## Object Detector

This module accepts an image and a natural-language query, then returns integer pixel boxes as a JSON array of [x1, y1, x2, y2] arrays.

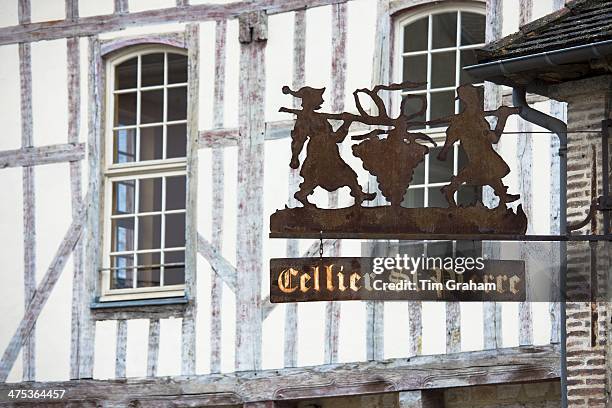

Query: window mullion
[[160, 176, 167, 287], [133, 179, 140, 289], [426, 14, 433, 129]]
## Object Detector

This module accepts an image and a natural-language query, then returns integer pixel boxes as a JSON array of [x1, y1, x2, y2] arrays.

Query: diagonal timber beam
[[0, 0, 349, 46], [197, 232, 336, 321], [197, 234, 237, 292], [0, 194, 89, 382], [0, 143, 85, 169]]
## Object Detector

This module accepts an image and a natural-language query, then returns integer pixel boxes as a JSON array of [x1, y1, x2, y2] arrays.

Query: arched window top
[[394, 3, 486, 129]]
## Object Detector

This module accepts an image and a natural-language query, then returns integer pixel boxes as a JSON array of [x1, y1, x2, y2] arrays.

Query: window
[[102, 47, 188, 301], [397, 6, 485, 128], [395, 5, 486, 258]]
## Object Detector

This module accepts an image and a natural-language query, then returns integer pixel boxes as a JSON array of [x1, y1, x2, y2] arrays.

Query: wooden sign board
[[270, 257, 525, 302]]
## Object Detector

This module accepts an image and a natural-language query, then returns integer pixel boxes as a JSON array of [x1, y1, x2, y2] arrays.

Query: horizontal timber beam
[[0, 0, 349, 46], [0, 143, 85, 169], [199, 120, 370, 148], [0, 345, 560, 403]]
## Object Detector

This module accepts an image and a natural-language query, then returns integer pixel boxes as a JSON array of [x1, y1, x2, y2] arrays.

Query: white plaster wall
[[0, 0, 564, 381]]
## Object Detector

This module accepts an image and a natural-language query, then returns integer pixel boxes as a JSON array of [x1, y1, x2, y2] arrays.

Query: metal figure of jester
[[431, 84, 520, 207], [279, 85, 376, 207]]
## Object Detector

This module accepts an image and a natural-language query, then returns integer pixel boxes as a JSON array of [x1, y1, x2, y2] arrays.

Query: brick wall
[[550, 75, 612, 407]]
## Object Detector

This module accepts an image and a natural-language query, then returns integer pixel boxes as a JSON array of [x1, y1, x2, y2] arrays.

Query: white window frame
[[393, 2, 486, 208], [101, 45, 188, 302]]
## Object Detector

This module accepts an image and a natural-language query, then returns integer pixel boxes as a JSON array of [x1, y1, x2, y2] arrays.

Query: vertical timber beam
[[18, 0, 35, 383], [182, 23, 200, 376], [517, 0, 534, 347], [65, 0, 78, 21], [210, 18, 227, 374], [284, 9, 306, 368], [115, 320, 127, 378], [114, 0, 128, 14], [398, 390, 445, 408], [367, 0, 391, 361], [236, 11, 267, 372], [549, 0, 567, 347], [146, 318, 160, 377], [79, 35, 103, 379], [324, 2, 347, 365], [67, 32, 84, 379], [482, 0, 504, 350]]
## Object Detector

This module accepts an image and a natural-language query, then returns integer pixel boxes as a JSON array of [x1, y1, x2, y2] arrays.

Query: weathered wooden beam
[[398, 390, 444, 408], [210, 18, 227, 375], [408, 301, 422, 356], [283, 8, 306, 369], [0, 345, 560, 403], [182, 23, 200, 376], [67, 35, 84, 381], [198, 234, 237, 292], [364, 0, 391, 363], [0, 0, 349, 46], [517, 0, 534, 347], [66, 0, 79, 21], [147, 319, 160, 377], [482, 0, 504, 350], [114, 0, 128, 14], [323, 1, 347, 365], [446, 302, 461, 353], [0, 143, 86, 169], [115, 320, 127, 378], [198, 120, 370, 148], [0, 197, 88, 382], [79, 36, 103, 380], [17, 3, 35, 379], [100, 32, 186, 56], [235, 10, 267, 372]]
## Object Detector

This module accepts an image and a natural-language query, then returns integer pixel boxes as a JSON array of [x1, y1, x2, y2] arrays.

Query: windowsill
[[91, 295, 189, 310]]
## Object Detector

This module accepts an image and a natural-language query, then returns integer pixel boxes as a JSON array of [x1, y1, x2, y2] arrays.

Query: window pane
[[429, 146, 454, 183], [427, 241, 452, 257], [412, 159, 425, 185], [141, 89, 164, 124], [111, 255, 133, 289], [166, 176, 186, 211], [402, 188, 424, 208], [431, 51, 456, 88], [430, 91, 455, 126], [428, 186, 447, 207], [432, 12, 457, 49], [113, 180, 135, 215], [456, 240, 482, 257], [398, 242, 424, 258], [141, 53, 164, 87], [461, 12, 485, 45], [458, 144, 468, 168], [167, 87, 187, 121], [140, 126, 163, 161], [113, 129, 136, 163], [166, 124, 187, 158], [139, 177, 162, 213], [457, 186, 479, 206], [460, 49, 478, 84], [168, 54, 188, 84], [165, 213, 185, 248], [164, 250, 185, 285], [115, 93, 137, 126], [112, 218, 134, 252], [401, 95, 427, 124], [138, 215, 161, 250], [403, 17, 428, 52], [136, 252, 160, 288], [402, 55, 427, 89], [115, 57, 137, 90]]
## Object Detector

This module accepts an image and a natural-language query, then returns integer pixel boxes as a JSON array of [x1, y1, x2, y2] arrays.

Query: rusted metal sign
[[270, 82, 527, 237], [270, 257, 525, 302]]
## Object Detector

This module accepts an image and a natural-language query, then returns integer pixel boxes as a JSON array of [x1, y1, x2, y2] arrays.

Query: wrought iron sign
[[270, 81, 527, 237]]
